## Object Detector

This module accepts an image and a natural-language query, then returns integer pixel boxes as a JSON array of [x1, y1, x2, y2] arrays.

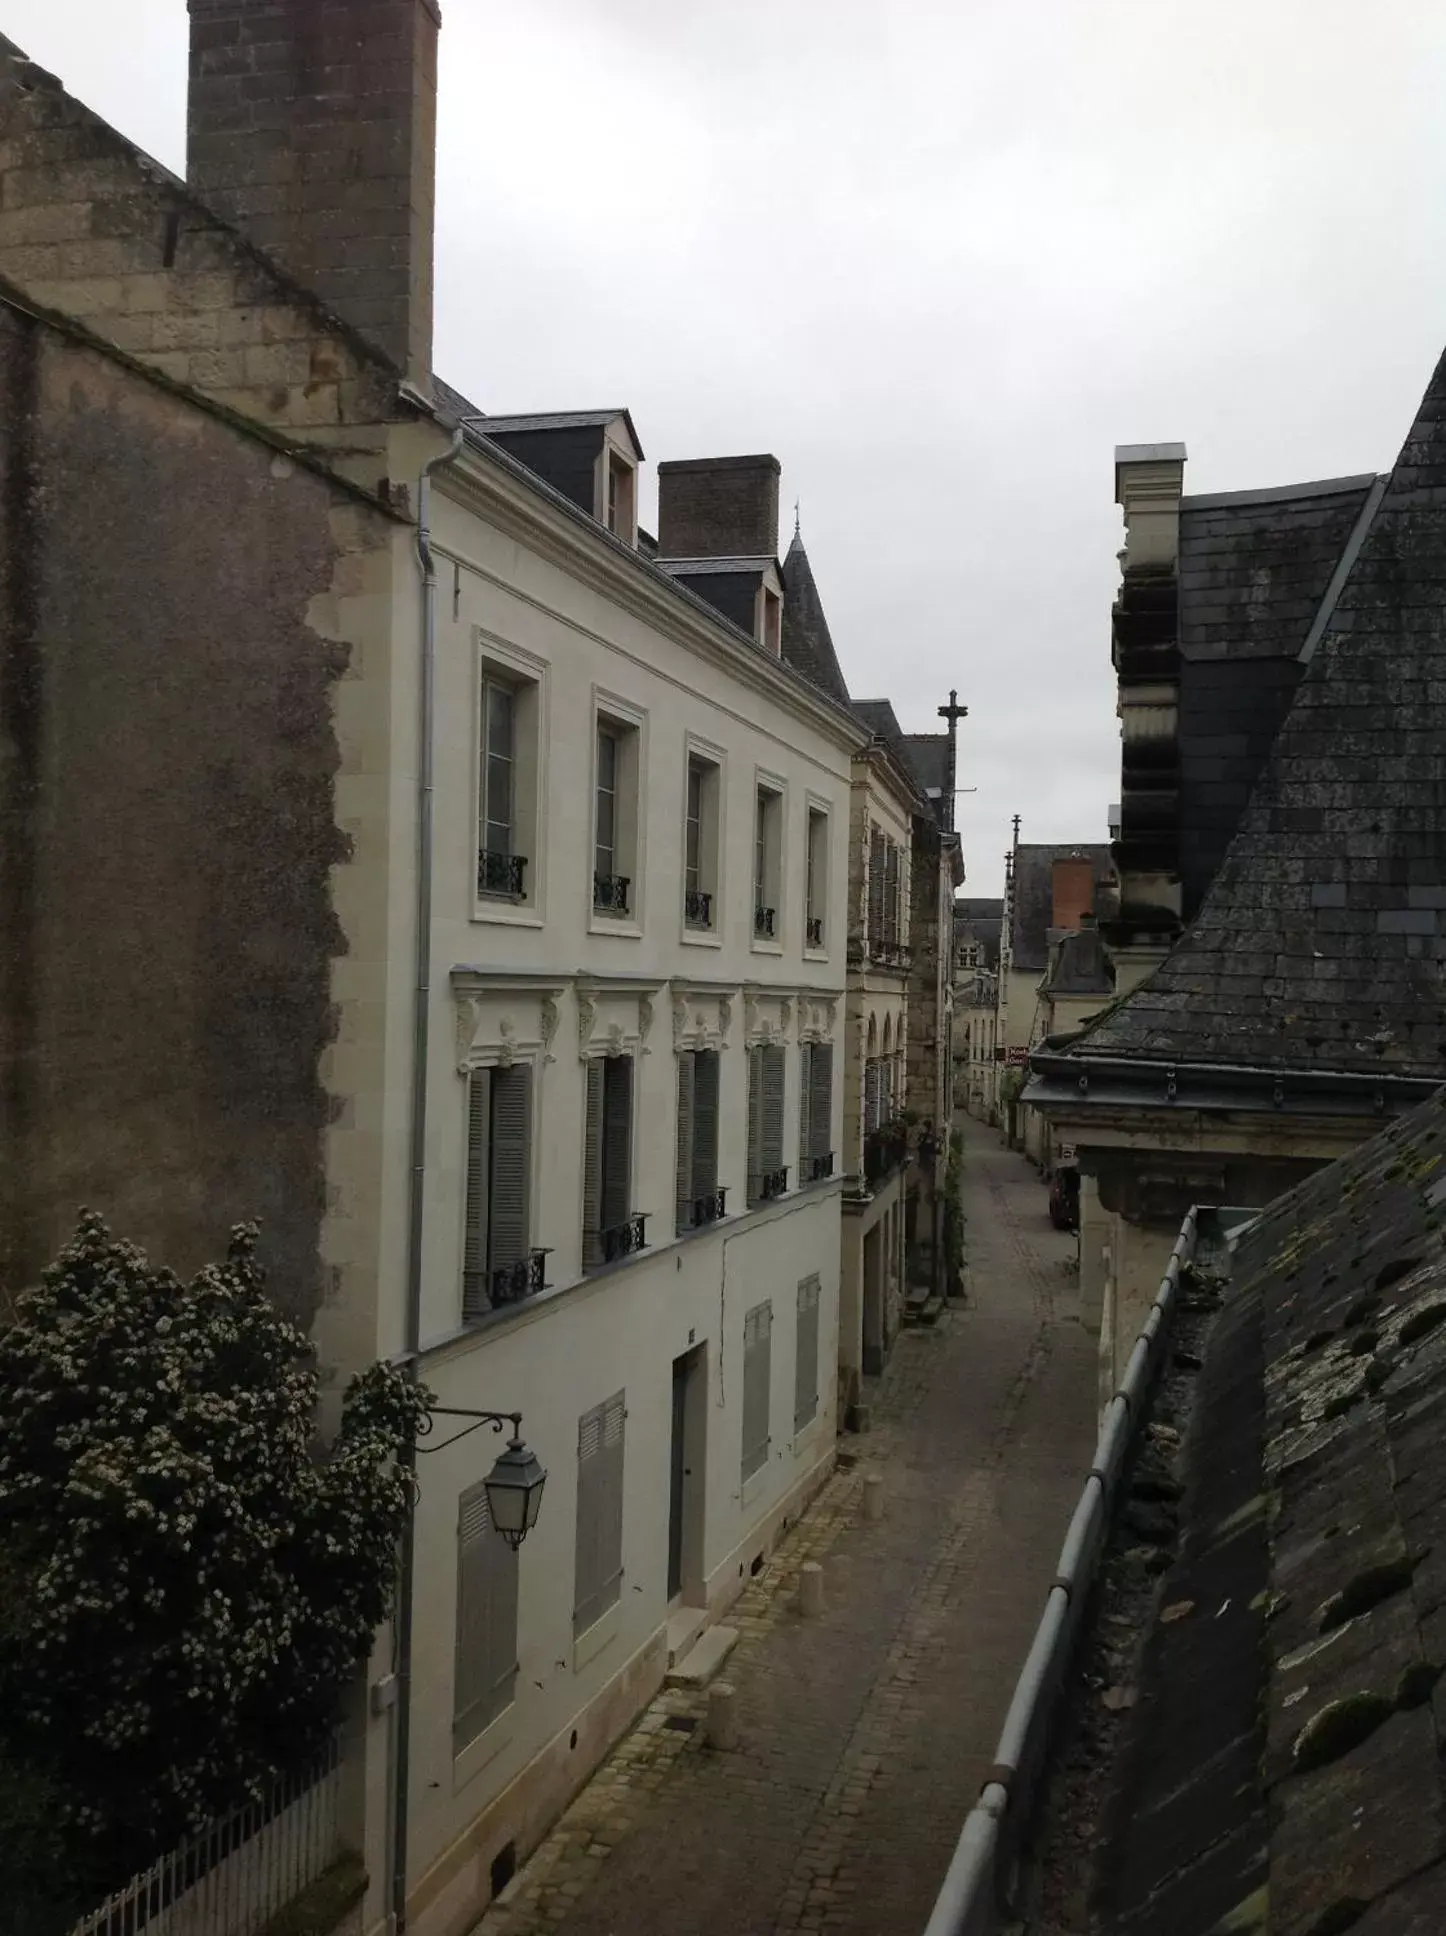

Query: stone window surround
[[680, 731, 727, 950], [470, 628, 549, 931], [589, 686, 649, 939]]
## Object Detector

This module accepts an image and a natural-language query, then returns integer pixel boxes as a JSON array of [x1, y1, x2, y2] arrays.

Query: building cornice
[[1025, 1045, 1442, 1123]]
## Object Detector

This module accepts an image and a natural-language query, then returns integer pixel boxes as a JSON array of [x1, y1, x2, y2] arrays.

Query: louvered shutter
[[462, 1070, 491, 1319], [797, 1044, 812, 1176], [488, 1065, 531, 1272], [582, 1059, 604, 1269], [746, 1046, 763, 1205], [574, 1390, 626, 1634], [601, 1056, 633, 1234], [453, 1483, 519, 1748], [794, 1275, 820, 1431], [741, 1301, 772, 1481], [762, 1045, 786, 1178], [675, 1052, 696, 1235], [810, 1044, 833, 1162], [868, 828, 884, 943], [692, 1051, 719, 1202]]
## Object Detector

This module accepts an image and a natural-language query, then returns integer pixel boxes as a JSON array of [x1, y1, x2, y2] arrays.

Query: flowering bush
[[0, 1213, 428, 1887]]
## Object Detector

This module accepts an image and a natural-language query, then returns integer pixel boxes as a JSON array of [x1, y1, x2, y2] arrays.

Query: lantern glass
[[484, 1436, 547, 1550]]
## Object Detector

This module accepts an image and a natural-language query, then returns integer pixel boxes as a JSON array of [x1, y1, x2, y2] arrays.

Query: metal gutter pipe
[[390, 423, 465, 1936]]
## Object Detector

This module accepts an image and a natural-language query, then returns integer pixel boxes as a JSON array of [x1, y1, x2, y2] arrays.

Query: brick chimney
[[186, 0, 439, 388], [1051, 856, 1094, 935], [657, 455, 781, 559]]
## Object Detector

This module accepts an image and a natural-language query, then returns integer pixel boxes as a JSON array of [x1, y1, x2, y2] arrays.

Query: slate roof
[[1010, 843, 1116, 972], [1044, 925, 1114, 998], [1076, 346, 1446, 1079], [655, 555, 773, 577], [852, 699, 904, 740], [1103, 1084, 1446, 1934], [1179, 474, 1380, 663], [779, 531, 852, 707], [468, 406, 644, 455], [898, 732, 950, 807]]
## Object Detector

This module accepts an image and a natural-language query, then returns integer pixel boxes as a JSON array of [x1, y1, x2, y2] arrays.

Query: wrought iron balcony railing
[[463, 1246, 550, 1320], [685, 888, 713, 928], [478, 849, 527, 899], [756, 1165, 789, 1202], [594, 872, 631, 915], [591, 1212, 649, 1267], [754, 905, 776, 939], [806, 915, 824, 949], [806, 1150, 835, 1183], [690, 1186, 727, 1228]]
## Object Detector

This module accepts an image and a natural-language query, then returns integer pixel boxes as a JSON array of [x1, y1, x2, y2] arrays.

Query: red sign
[[1004, 1046, 1029, 1067]]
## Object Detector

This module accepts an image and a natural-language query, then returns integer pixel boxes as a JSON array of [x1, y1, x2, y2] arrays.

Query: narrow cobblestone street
[[477, 1118, 1096, 1936]]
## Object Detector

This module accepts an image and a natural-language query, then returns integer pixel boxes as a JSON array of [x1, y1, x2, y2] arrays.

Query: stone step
[[665, 1623, 738, 1688], [664, 1606, 708, 1668], [904, 1293, 946, 1327]]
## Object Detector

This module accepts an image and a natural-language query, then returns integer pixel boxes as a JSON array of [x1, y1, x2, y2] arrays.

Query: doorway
[[668, 1345, 706, 1603]]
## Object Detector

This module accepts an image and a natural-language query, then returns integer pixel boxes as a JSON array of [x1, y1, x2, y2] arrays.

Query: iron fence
[[70, 1733, 342, 1936]]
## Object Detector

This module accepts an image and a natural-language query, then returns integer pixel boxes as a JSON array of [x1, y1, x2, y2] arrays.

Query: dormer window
[[761, 587, 781, 655], [606, 452, 636, 544]]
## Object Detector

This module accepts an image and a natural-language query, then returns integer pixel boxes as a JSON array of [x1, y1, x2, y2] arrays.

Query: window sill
[[573, 1599, 621, 1672], [740, 1465, 769, 1511], [471, 901, 544, 930], [803, 947, 829, 964], [588, 911, 642, 941], [791, 1413, 822, 1456], [749, 938, 784, 958], [452, 1705, 516, 1792], [681, 927, 723, 949]]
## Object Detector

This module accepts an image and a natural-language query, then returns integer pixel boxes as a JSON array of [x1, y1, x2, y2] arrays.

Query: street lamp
[[417, 1406, 547, 1549]]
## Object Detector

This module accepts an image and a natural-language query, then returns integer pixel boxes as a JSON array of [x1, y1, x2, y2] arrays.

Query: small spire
[[793, 498, 801, 542]]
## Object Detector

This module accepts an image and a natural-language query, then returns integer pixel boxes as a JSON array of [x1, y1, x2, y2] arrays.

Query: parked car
[[1049, 1160, 1080, 1232]]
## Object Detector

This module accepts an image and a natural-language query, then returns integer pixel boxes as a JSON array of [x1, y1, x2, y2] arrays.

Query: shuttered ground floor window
[[574, 1389, 626, 1634], [463, 1063, 533, 1319], [795, 1274, 821, 1431], [741, 1299, 773, 1483], [675, 1048, 721, 1233], [454, 1483, 520, 1750]]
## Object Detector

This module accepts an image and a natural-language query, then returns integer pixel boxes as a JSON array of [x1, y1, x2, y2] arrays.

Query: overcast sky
[[10, 0, 1446, 893]]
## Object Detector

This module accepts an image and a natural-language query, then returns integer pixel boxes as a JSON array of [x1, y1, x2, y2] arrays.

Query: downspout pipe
[[391, 422, 465, 1936]]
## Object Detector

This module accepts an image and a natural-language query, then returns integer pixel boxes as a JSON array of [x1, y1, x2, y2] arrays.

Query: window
[[794, 1276, 821, 1433], [799, 1042, 834, 1183], [475, 667, 543, 906], [593, 714, 640, 919], [462, 1065, 538, 1319], [583, 1056, 643, 1268], [741, 1301, 773, 1482], [605, 453, 635, 542], [675, 1049, 722, 1233], [574, 1390, 626, 1636], [753, 785, 782, 942], [760, 586, 782, 656], [805, 807, 828, 950], [683, 752, 721, 932], [453, 1482, 519, 1749], [746, 1044, 787, 1205]]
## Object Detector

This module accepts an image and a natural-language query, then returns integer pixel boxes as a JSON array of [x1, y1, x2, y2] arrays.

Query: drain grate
[[664, 1714, 698, 1733]]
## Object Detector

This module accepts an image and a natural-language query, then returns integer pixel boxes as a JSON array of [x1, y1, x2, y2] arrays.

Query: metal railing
[[754, 905, 777, 939], [589, 1211, 648, 1267], [70, 1734, 342, 1936], [689, 1186, 727, 1228], [922, 1211, 1201, 1936], [753, 1164, 789, 1202], [806, 915, 824, 948], [684, 888, 712, 928], [477, 849, 527, 899], [593, 873, 631, 915], [806, 1150, 835, 1183]]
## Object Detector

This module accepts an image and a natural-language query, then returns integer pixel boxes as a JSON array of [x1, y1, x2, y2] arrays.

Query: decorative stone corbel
[[577, 994, 596, 1057], [455, 997, 482, 1075], [540, 995, 560, 1064]]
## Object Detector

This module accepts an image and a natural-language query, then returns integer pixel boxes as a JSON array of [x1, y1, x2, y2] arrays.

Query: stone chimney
[[1051, 855, 1094, 935], [186, 0, 440, 388], [657, 455, 780, 559]]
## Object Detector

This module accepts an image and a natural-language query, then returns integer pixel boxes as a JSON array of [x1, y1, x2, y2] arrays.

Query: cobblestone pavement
[[476, 1118, 1095, 1936]]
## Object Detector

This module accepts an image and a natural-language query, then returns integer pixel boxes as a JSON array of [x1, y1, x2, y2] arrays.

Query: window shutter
[[868, 829, 884, 940], [582, 1059, 604, 1269], [692, 1050, 719, 1202], [462, 1070, 491, 1320], [762, 1045, 786, 1176], [741, 1300, 772, 1481], [453, 1483, 519, 1748], [674, 1052, 696, 1235], [602, 1056, 633, 1234], [811, 1044, 833, 1162], [797, 1044, 811, 1175], [574, 1391, 626, 1634], [488, 1065, 532, 1272], [794, 1275, 821, 1432], [746, 1046, 763, 1204]]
